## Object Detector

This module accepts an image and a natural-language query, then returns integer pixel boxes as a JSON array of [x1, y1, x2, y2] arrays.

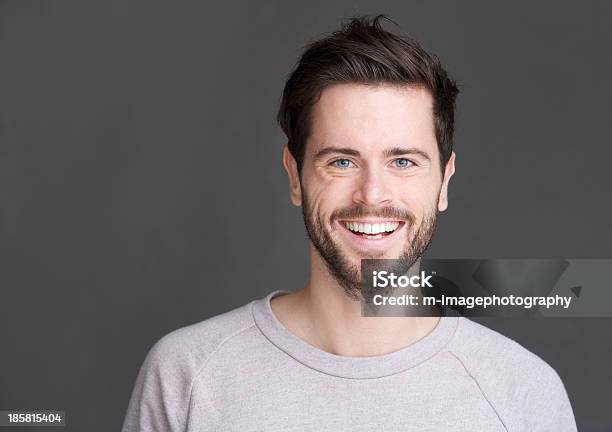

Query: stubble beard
[[301, 192, 439, 301]]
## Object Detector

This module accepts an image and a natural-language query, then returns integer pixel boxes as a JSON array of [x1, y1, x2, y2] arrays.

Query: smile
[[340, 220, 404, 240]]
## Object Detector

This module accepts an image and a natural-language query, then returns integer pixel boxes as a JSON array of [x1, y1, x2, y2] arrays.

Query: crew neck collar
[[252, 290, 459, 379]]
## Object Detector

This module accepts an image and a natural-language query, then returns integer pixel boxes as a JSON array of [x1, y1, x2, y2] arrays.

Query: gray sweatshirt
[[122, 290, 577, 431]]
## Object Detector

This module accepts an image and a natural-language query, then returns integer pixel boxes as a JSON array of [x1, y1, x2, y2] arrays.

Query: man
[[122, 15, 577, 431]]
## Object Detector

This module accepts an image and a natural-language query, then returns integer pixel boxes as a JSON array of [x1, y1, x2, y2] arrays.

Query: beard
[[301, 192, 439, 300]]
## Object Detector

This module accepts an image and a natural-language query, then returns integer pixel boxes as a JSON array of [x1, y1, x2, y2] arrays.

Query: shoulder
[[145, 300, 256, 374], [445, 317, 576, 431], [122, 301, 257, 432], [447, 317, 560, 384]]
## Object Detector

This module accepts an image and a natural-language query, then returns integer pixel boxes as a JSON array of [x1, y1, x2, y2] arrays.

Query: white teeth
[[343, 221, 401, 235]]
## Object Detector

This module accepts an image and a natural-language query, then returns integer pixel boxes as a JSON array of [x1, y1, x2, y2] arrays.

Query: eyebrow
[[313, 147, 361, 161], [383, 147, 431, 161], [313, 146, 431, 161]]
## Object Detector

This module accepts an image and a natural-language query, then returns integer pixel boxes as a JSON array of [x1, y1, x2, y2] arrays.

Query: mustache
[[330, 205, 415, 224]]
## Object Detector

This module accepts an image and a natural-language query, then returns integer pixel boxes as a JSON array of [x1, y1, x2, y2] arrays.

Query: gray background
[[1, 1, 610, 430]]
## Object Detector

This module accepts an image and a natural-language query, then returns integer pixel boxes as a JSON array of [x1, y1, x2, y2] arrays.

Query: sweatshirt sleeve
[[538, 371, 577, 432], [446, 318, 578, 432], [121, 334, 196, 432]]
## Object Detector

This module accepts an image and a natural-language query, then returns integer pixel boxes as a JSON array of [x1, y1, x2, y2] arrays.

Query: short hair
[[277, 14, 459, 174]]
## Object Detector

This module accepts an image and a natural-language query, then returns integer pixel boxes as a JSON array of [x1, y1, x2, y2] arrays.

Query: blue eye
[[332, 159, 354, 169], [393, 158, 414, 169]]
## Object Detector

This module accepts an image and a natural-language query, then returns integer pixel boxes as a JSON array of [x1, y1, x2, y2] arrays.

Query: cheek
[[305, 176, 356, 216], [396, 179, 441, 214], [302, 184, 328, 224]]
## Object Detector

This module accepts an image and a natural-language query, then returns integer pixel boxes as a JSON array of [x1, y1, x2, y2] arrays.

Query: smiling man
[[122, 15, 577, 431]]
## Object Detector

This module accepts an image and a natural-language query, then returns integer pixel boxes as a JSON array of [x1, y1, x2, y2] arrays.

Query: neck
[[270, 245, 440, 357]]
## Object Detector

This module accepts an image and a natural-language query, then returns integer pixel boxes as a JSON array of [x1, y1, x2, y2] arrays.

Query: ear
[[283, 145, 302, 206], [437, 152, 456, 212]]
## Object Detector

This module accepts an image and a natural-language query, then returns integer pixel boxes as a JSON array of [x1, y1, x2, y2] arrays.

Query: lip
[[335, 219, 407, 252]]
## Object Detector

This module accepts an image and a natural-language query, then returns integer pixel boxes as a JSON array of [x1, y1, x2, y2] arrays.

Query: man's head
[[278, 15, 459, 299]]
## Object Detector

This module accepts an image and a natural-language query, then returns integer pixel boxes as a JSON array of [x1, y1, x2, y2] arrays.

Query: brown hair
[[277, 14, 459, 174]]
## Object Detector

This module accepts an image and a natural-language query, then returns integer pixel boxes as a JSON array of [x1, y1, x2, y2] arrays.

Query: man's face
[[284, 83, 455, 299]]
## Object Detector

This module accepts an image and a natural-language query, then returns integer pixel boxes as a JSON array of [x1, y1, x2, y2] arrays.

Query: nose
[[352, 167, 393, 207]]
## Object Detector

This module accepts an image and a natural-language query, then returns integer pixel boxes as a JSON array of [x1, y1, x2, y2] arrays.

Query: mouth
[[338, 220, 405, 240]]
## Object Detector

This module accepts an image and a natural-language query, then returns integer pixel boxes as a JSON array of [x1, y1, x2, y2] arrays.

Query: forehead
[[308, 83, 437, 156]]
